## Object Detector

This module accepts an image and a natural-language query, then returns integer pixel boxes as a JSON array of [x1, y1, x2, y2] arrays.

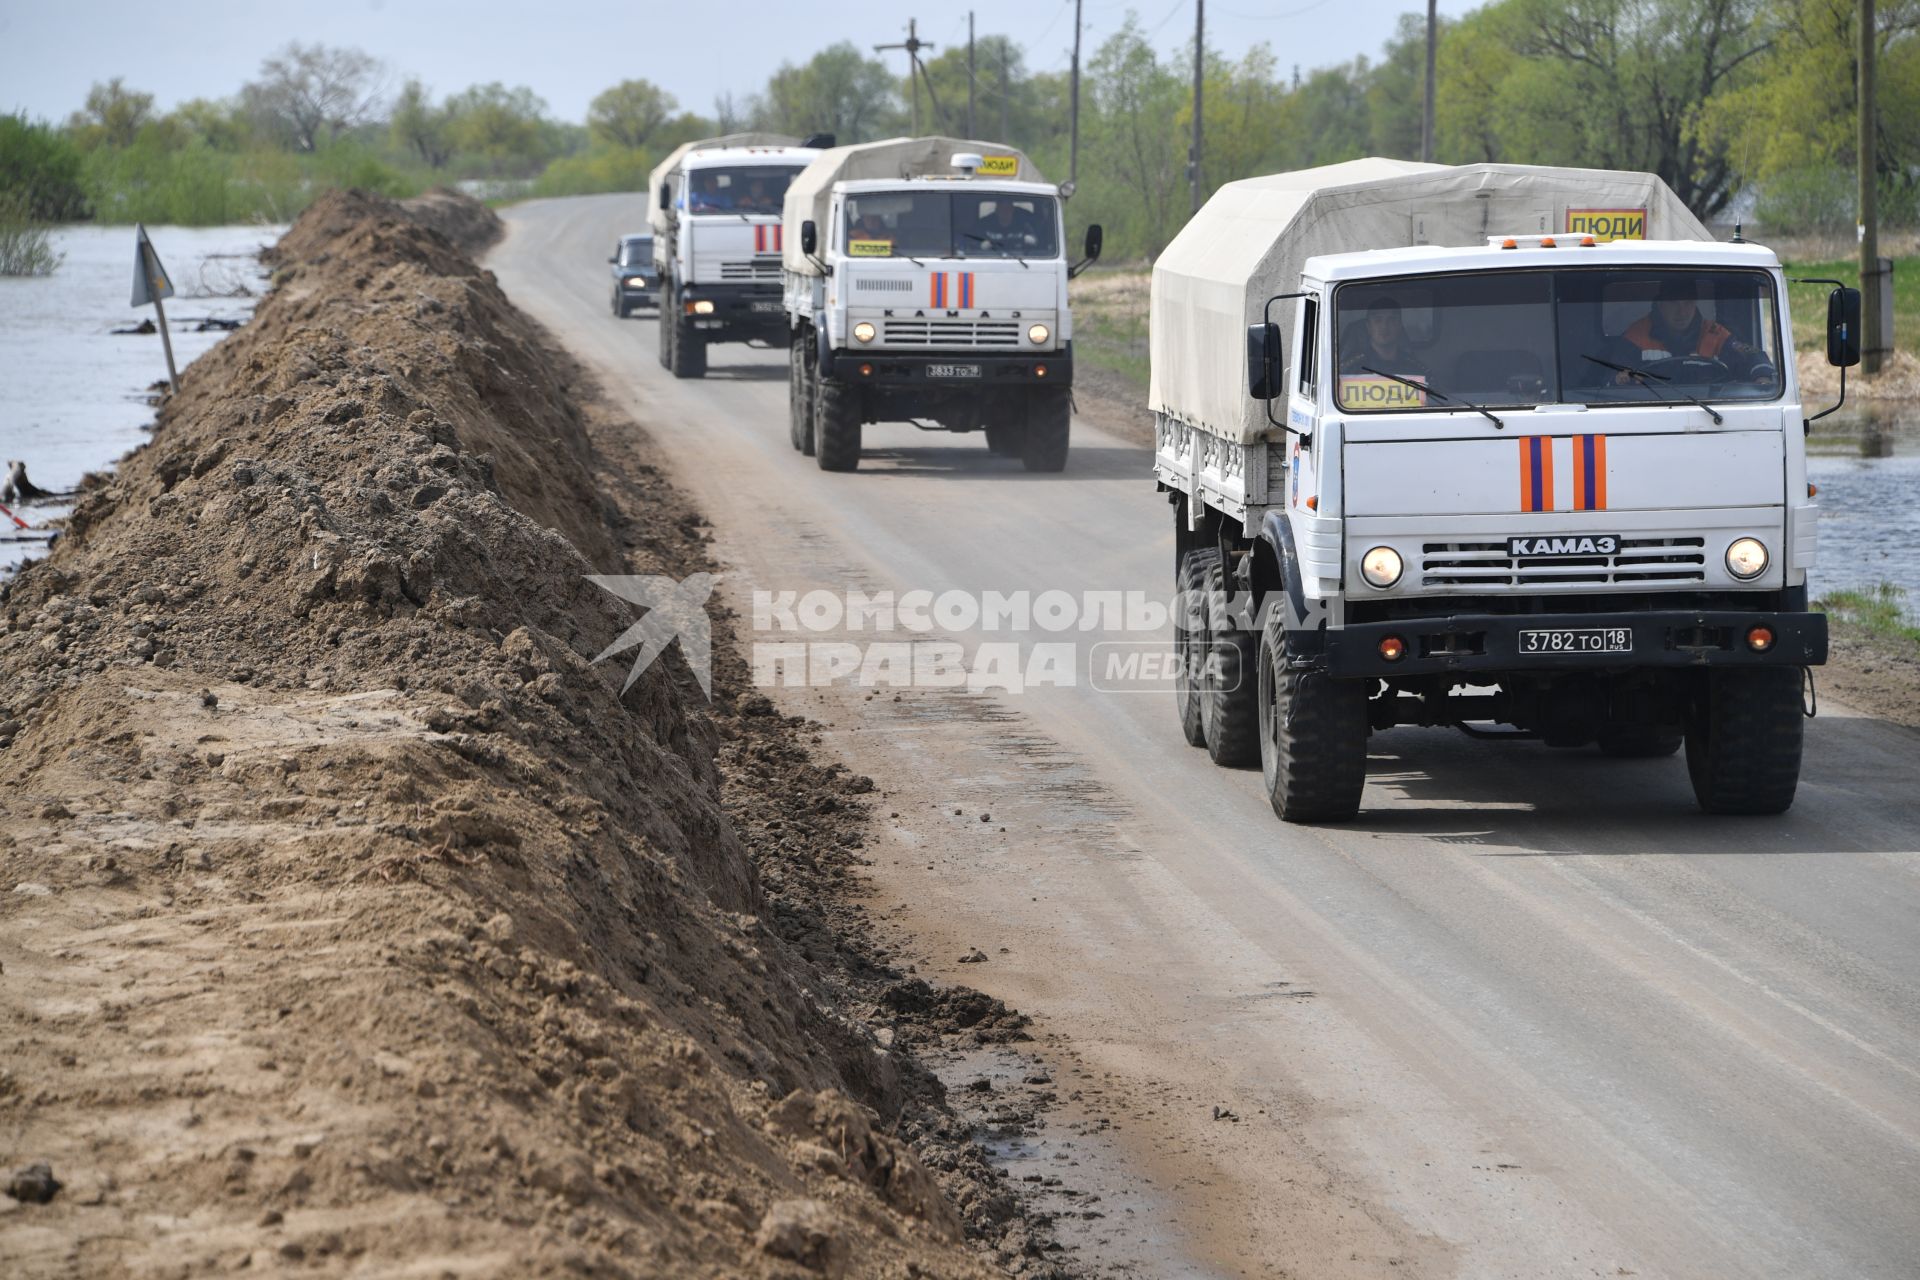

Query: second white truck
[[1152, 160, 1849, 821], [781, 137, 1102, 471]]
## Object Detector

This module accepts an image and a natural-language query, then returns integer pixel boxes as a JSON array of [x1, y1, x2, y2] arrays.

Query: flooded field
[[1808, 405, 1920, 609], [1, 223, 278, 571]]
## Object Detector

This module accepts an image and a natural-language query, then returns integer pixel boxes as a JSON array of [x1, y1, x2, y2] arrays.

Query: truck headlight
[[1027, 323, 1050, 345], [1360, 546, 1403, 588], [691, 299, 715, 315], [1725, 537, 1769, 579], [624, 276, 647, 286], [853, 321, 876, 343]]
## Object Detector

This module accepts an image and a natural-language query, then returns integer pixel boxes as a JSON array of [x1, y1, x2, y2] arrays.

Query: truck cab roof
[[833, 177, 1060, 198], [1302, 238, 1782, 285], [681, 147, 820, 169]]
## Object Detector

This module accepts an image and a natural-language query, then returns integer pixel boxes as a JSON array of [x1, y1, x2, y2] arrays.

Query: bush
[[0, 113, 89, 220], [1754, 166, 1920, 236], [530, 144, 654, 197], [0, 191, 63, 275]]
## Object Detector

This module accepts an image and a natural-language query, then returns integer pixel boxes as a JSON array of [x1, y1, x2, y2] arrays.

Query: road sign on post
[[131, 223, 180, 394]]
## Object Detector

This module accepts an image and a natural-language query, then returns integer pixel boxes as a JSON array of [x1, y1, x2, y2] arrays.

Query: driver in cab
[[1615, 277, 1775, 383], [1340, 296, 1428, 377]]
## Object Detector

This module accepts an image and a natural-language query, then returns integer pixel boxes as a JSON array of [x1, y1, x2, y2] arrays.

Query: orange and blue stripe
[[930, 272, 947, 308], [1519, 436, 1554, 513], [1571, 434, 1608, 511], [929, 272, 976, 309], [753, 224, 782, 253]]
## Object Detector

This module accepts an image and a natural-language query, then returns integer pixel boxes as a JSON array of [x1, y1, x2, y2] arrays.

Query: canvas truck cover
[[646, 133, 801, 236], [781, 136, 1045, 276], [1149, 160, 1714, 443]]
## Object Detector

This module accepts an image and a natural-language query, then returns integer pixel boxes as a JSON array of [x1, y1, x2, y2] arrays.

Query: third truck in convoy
[[780, 137, 1102, 471], [1152, 160, 1851, 822]]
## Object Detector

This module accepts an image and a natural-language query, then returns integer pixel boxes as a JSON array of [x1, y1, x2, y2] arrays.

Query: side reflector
[[1305, 495, 1318, 510], [1379, 636, 1407, 662], [1808, 483, 1818, 497], [1746, 626, 1775, 652]]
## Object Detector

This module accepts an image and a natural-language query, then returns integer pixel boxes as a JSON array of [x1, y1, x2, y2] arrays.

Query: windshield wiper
[[959, 231, 1031, 267], [1580, 354, 1723, 425], [1360, 367, 1504, 430]]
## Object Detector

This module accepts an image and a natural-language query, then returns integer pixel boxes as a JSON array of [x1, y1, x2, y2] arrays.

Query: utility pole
[[1190, 0, 1204, 213], [1859, 0, 1883, 374], [1421, 0, 1436, 162], [1069, 0, 1083, 187], [967, 12, 976, 138], [877, 20, 935, 135]]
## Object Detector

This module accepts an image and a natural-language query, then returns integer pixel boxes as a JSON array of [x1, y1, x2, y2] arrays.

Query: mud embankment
[[0, 192, 1042, 1277]]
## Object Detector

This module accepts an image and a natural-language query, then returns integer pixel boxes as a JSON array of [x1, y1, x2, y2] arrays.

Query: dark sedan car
[[609, 234, 656, 317]]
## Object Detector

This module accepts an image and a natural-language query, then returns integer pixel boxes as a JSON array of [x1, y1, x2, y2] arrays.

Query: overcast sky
[[1, 0, 1481, 127]]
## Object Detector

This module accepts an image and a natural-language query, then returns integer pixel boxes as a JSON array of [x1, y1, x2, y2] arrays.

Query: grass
[[1817, 582, 1920, 647], [1069, 267, 1152, 392], [1782, 254, 1918, 355]]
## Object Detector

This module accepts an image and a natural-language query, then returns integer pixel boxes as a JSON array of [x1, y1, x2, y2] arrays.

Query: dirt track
[[0, 193, 1060, 1277]]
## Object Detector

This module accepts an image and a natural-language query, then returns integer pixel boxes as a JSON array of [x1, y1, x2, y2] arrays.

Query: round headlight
[[692, 299, 715, 315], [1360, 546, 1404, 589], [853, 321, 876, 343], [1725, 537, 1769, 580], [1027, 323, 1050, 345]]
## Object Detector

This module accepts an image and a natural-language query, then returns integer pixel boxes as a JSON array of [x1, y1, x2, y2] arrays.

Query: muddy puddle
[[1808, 405, 1920, 606]]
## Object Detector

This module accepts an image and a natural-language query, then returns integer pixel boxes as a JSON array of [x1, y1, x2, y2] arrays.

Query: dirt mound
[[0, 191, 1016, 1277], [398, 187, 504, 257]]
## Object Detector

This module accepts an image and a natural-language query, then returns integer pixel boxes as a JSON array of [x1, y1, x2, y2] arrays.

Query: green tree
[[1083, 19, 1190, 257], [390, 79, 455, 168], [241, 42, 385, 152], [753, 43, 900, 142], [444, 83, 561, 176], [0, 112, 89, 220], [66, 78, 154, 149], [589, 79, 677, 149]]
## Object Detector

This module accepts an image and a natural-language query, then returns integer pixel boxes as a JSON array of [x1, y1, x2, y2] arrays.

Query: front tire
[[815, 378, 862, 471], [614, 289, 632, 319], [1684, 668, 1805, 814], [1021, 386, 1071, 472], [669, 306, 707, 379], [1257, 612, 1369, 823]]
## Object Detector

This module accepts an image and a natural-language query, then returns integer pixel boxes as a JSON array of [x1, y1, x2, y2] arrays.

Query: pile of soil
[[0, 191, 1035, 1277], [398, 187, 505, 257]]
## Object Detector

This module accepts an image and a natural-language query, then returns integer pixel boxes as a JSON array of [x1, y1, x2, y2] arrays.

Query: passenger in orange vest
[[1616, 277, 1775, 385]]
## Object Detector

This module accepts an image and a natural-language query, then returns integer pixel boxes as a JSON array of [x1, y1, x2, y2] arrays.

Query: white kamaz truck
[[649, 133, 826, 378], [1153, 160, 1856, 822], [780, 137, 1103, 471]]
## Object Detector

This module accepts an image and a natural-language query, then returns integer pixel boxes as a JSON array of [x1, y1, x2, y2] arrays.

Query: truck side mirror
[[1246, 322, 1282, 399], [658, 184, 671, 211], [1083, 224, 1103, 263], [1827, 286, 1861, 367], [800, 220, 817, 255]]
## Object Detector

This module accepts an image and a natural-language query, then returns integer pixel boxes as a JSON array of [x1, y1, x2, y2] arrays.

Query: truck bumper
[[679, 283, 787, 340], [1322, 609, 1828, 678], [829, 347, 1071, 387]]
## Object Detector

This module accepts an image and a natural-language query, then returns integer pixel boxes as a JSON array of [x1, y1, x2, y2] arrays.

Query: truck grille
[[853, 278, 914, 294], [719, 260, 782, 281], [881, 319, 1022, 346], [1420, 536, 1706, 588]]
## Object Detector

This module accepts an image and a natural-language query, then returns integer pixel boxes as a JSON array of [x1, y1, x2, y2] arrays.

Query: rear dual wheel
[[788, 339, 815, 455]]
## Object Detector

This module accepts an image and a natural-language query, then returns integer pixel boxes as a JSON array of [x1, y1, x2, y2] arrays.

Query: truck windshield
[[685, 165, 805, 214], [844, 192, 1060, 259], [1333, 269, 1783, 414]]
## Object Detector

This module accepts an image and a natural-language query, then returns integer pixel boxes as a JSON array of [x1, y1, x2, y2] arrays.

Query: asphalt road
[[493, 194, 1920, 1279]]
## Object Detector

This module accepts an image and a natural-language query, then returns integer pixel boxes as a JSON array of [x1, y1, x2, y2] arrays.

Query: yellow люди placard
[[848, 239, 894, 257], [1566, 208, 1647, 242], [1339, 375, 1428, 409], [976, 155, 1019, 177]]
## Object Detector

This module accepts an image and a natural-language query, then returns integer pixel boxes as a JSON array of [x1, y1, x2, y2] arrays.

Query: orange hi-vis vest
[[1623, 314, 1731, 358]]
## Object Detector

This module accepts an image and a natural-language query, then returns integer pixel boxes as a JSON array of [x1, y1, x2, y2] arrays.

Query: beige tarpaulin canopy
[[1149, 160, 1714, 442], [781, 136, 1045, 275], [645, 133, 801, 236]]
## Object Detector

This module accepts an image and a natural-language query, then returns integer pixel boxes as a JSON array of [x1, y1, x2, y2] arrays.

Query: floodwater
[[1, 223, 279, 572], [1807, 405, 1920, 608]]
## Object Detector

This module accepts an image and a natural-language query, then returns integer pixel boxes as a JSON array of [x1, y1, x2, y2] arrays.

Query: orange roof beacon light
[[1540, 236, 1557, 248], [1500, 238, 1519, 250], [1580, 235, 1597, 246]]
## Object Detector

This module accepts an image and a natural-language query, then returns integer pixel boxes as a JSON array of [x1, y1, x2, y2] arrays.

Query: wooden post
[[1422, 0, 1437, 163], [1191, 0, 1204, 213], [1859, 0, 1882, 374], [1069, 0, 1083, 188], [967, 12, 976, 138]]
